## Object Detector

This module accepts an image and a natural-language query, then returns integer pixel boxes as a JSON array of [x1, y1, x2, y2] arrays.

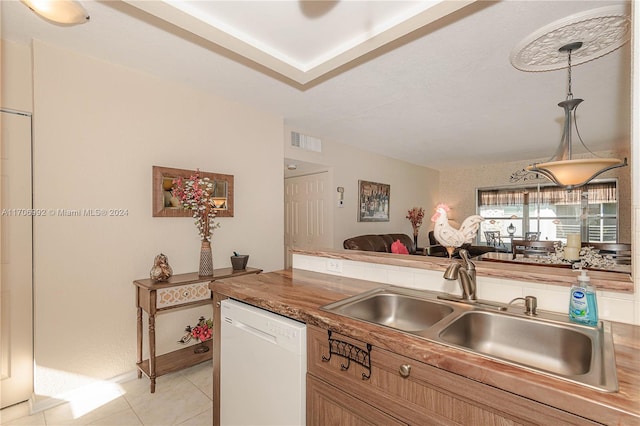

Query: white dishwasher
[[220, 299, 307, 426]]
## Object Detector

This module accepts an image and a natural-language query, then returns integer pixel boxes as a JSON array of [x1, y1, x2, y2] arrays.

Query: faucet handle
[[458, 248, 471, 263]]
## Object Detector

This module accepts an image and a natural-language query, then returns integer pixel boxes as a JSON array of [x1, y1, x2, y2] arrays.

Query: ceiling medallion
[[509, 5, 630, 72]]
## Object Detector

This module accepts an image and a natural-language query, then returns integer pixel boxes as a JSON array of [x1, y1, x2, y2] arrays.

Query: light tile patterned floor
[[0, 361, 213, 426]]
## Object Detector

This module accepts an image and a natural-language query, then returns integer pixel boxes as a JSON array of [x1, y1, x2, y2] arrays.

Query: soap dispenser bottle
[[569, 270, 598, 326]]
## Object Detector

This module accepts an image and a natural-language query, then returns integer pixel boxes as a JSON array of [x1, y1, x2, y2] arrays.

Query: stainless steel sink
[[321, 286, 618, 392], [438, 310, 618, 392], [439, 311, 591, 375], [320, 288, 455, 332]]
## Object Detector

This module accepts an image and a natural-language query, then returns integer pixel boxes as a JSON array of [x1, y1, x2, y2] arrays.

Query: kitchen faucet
[[443, 249, 477, 301]]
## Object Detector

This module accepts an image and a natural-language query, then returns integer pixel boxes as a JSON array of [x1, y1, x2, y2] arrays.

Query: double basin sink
[[320, 286, 618, 392]]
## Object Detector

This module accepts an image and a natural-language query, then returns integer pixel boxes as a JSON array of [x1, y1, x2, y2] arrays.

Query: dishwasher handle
[[224, 317, 277, 344]]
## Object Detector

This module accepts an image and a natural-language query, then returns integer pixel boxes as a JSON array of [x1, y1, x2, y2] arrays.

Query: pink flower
[[185, 316, 213, 343], [171, 170, 220, 241], [406, 207, 425, 235]]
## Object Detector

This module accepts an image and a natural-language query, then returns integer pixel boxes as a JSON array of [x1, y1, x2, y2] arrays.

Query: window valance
[[478, 182, 616, 207], [478, 190, 525, 206]]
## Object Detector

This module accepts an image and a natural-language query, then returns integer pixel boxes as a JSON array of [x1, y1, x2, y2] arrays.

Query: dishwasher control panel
[[221, 299, 306, 353]]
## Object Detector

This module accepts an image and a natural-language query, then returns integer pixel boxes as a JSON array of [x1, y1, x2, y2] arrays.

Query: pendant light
[[526, 42, 627, 190], [20, 0, 89, 25]]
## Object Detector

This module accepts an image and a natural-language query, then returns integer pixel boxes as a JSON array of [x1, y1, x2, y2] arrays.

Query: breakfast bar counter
[[210, 268, 639, 425]]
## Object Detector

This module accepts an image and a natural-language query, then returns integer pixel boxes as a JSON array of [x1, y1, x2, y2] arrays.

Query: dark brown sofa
[[343, 234, 421, 255]]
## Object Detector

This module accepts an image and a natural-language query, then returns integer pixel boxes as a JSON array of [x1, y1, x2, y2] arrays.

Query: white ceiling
[[1, 0, 632, 170]]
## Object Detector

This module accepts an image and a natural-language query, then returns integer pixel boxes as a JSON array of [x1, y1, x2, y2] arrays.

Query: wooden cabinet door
[[307, 374, 405, 426], [307, 325, 595, 426]]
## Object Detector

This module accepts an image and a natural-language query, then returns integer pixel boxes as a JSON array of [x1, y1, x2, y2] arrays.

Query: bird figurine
[[177, 325, 192, 344], [430, 203, 483, 258], [150, 253, 173, 282]]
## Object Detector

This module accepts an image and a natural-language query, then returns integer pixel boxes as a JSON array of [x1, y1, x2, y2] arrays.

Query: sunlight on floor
[[0, 361, 213, 426], [33, 366, 130, 419], [66, 380, 125, 419]]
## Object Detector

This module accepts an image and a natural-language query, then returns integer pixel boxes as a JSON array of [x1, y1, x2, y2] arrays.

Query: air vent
[[291, 131, 322, 152]]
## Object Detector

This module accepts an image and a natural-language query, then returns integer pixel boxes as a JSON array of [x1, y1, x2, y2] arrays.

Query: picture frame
[[358, 180, 390, 222], [152, 166, 234, 218]]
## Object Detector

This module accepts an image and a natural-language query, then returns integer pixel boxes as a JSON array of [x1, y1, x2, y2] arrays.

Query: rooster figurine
[[430, 204, 483, 257]]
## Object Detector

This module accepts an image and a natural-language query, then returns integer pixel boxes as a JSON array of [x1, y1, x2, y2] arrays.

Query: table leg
[[136, 307, 143, 379], [149, 314, 156, 393]]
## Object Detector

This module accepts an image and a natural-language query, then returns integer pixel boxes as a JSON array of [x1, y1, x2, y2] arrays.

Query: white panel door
[[284, 179, 299, 269], [284, 172, 332, 268], [1, 110, 33, 408]]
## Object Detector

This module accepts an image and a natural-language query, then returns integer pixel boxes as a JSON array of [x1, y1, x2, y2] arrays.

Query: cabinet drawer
[[157, 282, 211, 308]]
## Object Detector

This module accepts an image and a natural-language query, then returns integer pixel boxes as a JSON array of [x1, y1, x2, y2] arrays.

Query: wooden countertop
[[210, 269, 640, 425]]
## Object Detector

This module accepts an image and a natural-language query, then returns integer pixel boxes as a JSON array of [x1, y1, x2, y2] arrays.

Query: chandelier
[[20, 0, 89, 25], [526, 42, 627, 190]]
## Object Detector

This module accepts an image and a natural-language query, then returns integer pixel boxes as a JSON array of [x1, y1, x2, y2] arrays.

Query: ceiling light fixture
[[526, 42, 627, 190], [21, 0, 90, 25]]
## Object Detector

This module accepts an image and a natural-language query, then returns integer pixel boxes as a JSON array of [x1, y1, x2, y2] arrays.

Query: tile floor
[[0, 361, 213, 426]]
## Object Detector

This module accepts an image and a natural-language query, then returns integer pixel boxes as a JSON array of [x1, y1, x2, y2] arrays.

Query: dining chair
[[582, 242, 631, 265], [484, 231, 505, 248], [512, 239, 558, 259], [524, 232, 541, 241]]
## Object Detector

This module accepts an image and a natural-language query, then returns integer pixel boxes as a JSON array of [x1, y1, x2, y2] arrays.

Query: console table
[[133, 267, 262, 392]]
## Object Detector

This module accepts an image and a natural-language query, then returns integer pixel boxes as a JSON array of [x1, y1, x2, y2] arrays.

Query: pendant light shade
[[529, 158, 626, 188], [21, 0, 89, 25], [526, 42, 626, 190]]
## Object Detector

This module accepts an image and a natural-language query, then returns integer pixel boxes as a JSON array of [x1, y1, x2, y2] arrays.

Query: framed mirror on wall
[[152, 166, 234, 217]]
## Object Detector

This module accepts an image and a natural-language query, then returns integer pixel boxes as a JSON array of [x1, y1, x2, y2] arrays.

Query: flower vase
[[193, 340, 210, 354], [199, 240, 213, 277], [413, 233, 419, 250]]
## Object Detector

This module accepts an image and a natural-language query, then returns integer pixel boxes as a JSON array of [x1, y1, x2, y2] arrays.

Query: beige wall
[[1, 40, 32, 111], [7, 40, 285, 399], [284, 127, 440, 249]]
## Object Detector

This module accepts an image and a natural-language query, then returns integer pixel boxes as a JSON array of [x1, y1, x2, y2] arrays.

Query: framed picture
[[152, 166, 234, 218], [358, 180, 390, 222]]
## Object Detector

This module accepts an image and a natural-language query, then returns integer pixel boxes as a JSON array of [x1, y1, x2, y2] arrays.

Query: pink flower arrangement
[[191, 321, 213, 342], [172, 170, 220, 241], [406, 207, 425, 236], [178, 316, 213, 344]]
